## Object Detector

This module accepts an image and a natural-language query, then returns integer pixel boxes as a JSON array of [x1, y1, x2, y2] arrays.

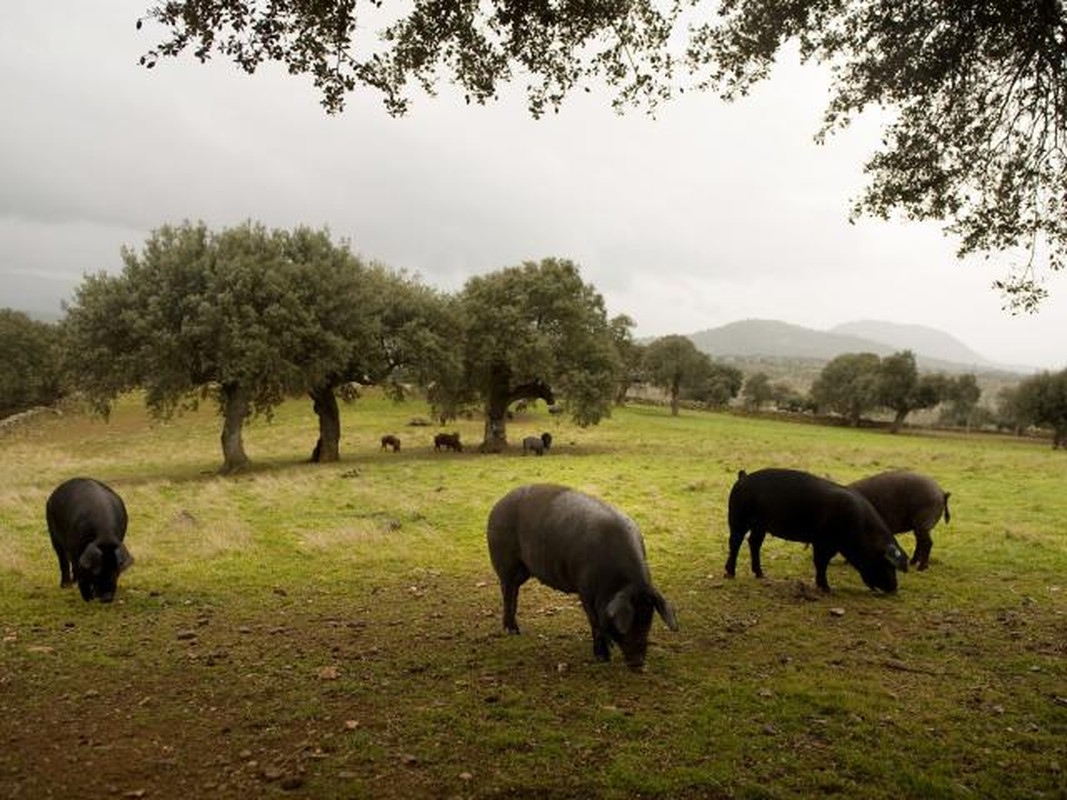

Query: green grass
[[1, 392, 1065, 799]]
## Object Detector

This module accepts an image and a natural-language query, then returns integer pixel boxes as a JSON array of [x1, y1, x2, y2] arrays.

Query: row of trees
[[738, 350, 1067, 446], [809, 351, 980, 432], [5, 229, 1065, 462], [13, 222, 626, 472]]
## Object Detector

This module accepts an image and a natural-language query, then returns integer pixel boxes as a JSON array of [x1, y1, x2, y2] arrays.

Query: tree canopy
[[140, 1, 1067, 308], [643, 335, 712, 416], [811, 352, 884, 426], [0, 310, 62, 417], [452, 258, 620, 449], [64, 221, 416, 471], [1004, 369, 1067, 447], [875, 350, 945, 433]]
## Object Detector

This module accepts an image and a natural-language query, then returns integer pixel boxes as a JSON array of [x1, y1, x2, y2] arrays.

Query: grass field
[[1, 392, 1064, 799]]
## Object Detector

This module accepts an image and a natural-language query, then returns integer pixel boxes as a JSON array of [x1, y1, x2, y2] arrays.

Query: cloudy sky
[[3, 2, 1065, 370]]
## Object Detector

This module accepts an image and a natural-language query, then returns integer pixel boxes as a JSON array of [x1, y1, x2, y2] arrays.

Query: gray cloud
[[2, 2, 1064, 369]]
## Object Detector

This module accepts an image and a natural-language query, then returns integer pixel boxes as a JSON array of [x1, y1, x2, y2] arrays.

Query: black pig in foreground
[[46, 478, 133, 603], [725, 468, 909, 593], [850, 470, 951, 570], [487, 483, 678, 671]]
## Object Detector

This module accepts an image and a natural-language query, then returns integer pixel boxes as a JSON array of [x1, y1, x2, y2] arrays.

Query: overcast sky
[[2, 2, 1065, 370]]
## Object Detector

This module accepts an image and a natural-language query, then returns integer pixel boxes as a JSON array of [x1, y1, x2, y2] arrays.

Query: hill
[[688, 318, 1023, 375], [829, 320, 993, 367]]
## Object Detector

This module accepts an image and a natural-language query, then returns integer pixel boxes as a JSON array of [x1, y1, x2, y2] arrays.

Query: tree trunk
[[309, 385, 341, 463], [889, 408, 908, 434], [481, 369, 511, 453], [479, 369, 556, 452], [219, 382, 250, 474], [669, 380, 680, 416]]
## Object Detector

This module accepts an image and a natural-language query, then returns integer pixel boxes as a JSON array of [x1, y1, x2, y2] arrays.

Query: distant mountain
[[830, 320, 992, 367], [687, 319, 1022, 374], [689, 319, 896, 361]]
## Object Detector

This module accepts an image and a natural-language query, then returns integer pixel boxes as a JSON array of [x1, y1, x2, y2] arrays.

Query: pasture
[[1, 393, 1064, 799]]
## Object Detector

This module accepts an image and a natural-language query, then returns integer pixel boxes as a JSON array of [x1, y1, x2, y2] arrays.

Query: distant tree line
[[2, 221, 625, 472], [737, 350, 1065, 443]]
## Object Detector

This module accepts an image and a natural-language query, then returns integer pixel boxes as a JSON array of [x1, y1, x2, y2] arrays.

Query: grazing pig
[[380, 434, 401, 452], [521, 432, 552, 456], [433, 432, 463, 452], [46, 478, 134, 603], [849, 470, 950, 570], [724, 468, 909, 593], [487, 483, 678, 671]]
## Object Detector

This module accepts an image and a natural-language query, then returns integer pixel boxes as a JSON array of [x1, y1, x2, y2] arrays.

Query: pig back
[[47, 478, 128, 550], [849, 471, 945, 532], [730, 469, 849, 543], [488, 484, 649, 594]]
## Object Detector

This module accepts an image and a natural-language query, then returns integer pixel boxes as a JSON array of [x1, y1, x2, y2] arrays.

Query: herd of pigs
[[46, 464, 949, 672]]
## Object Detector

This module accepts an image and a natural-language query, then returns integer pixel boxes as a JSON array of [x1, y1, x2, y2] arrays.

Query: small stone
[[829, 607, 846, 617], [262, 766, 284, 781], [344, 720, 360, 730], [459, 771, 473, 781], [318, 665, 340, 680], [176, 630, 197, 641]]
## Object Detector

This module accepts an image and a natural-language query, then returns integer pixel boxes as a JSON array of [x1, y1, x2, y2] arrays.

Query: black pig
[[725, 468, 909, 593], [433, 432, 463, 452], [487, 483, 678, 671], [46, 478, 133, 603], [850, 470, 950, 570]]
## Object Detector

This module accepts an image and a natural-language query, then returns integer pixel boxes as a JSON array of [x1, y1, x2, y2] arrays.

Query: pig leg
[[48, 533, 73, 588], [748, 528, 767, 578], [499, 564, 530, 634], [580, 596, 611, 662], [812, 542, 835, 592], [724, 522, 748, 578], [912, 528, 933, 570]]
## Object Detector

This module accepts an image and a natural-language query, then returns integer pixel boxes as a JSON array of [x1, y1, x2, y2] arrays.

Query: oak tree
[[454, 258, 620, 450], [643, 335, 712, 416]]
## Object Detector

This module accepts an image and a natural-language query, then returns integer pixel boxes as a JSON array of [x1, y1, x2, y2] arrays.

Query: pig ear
[[651, 589, 679, 632], [78, 543, 102, 574], [117, 544, 134, 574], [884, 541, 909, 572], [606, 590, 635, 635]]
